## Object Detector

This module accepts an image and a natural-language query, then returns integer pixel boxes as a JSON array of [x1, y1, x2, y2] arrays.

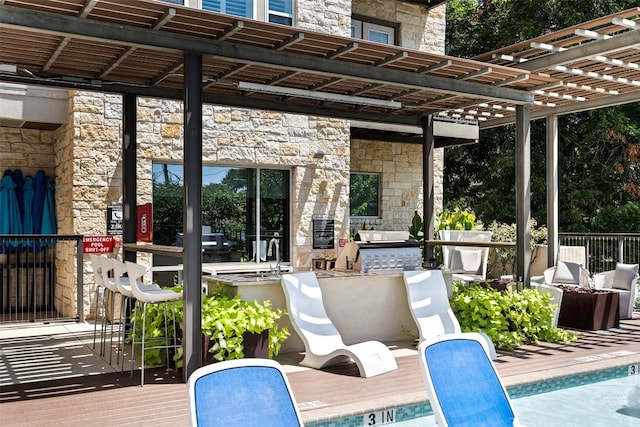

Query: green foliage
[[435, 208, 482, 236], [128, 291, 181, 367], [350, 173, 380, 217], [487, 219, 547, 276], [408, 210, 423, 240], [444, 1, 640, 232], [130, 284, 289, 367], [450, 283, 577, 351], [196, 285, 289, 362]]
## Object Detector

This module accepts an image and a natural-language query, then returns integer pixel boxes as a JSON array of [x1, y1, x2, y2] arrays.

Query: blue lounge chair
[[187, 358, 304, 427], [417, 333, 523, 427]]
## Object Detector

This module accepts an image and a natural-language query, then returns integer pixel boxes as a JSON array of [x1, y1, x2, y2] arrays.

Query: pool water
[[392, 374, 640, 427], [305, 368, 640, 427]]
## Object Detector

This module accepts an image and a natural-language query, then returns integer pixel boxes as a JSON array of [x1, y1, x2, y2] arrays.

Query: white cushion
[[450, 248, 483, 272], [612, 263, 638, 291], [552, 261, 582, 285]]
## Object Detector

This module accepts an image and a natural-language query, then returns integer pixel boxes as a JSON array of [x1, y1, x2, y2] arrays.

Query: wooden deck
[[1, 315, 639, 426]]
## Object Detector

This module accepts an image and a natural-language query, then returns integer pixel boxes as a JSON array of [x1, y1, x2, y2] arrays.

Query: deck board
[[1, 316, 639, 426]]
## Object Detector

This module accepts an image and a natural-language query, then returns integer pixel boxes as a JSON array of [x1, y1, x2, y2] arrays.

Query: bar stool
[[89, 254, 108, 357], [97, 255, 127, 365], [125, 261, 183, 386], [109, 258, 163, 374]]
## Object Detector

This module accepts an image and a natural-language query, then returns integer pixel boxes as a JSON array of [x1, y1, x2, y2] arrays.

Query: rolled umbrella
[[0, 170, 23, 253], [32, 170, 46, 252], [13, 170, 25, 252], [42, 176, 57, 247], [22, 176, 34, 247]]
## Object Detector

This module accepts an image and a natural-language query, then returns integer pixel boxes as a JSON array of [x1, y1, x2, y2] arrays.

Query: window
[[351, 14, 398, 45], [201, 0, 294, 25], [202, 0, 254, 18], [159, 0, 184, 4], [152, 163, 290, 264], [268, 0, 293, 25], [350, 173, 380, 217]]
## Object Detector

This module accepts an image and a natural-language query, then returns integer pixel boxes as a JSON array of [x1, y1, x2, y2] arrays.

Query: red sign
[[137, 203, 153, 242], [83, 235, 116, 254]]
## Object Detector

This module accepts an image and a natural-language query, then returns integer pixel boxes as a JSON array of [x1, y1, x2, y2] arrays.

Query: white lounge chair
[[543, 261, 591, 288], [529, 282, 564, 328], [439, 230, 493, 282], [280, 272, 398, 378], [403, 270, 497, 360], [417, 333, 524, 427], [593, 263, 638, 319]]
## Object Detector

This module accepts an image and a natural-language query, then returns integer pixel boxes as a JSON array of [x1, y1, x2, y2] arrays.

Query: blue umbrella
[[0, 170, 23, 253], [32, 170, 46, 234], [22, 176, 34, 248], [32, 170, 47, 252], [13, 169, 24, 219], [42, 176, 57, 241], [12, 170, 25, 252]]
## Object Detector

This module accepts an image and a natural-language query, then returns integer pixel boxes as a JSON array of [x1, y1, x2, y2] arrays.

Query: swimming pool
[[305, 365, 640, 427]]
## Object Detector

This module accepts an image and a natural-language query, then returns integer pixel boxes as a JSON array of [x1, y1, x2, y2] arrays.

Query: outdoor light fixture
[[313, 150, 325, 159], [237, 81, 402, 109]]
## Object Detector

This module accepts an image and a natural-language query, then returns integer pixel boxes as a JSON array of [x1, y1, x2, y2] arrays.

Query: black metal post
[[183, 52, 203, 381]]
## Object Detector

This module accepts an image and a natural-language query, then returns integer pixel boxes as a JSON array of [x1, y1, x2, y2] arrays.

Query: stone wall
[[350, 139, 443, 233], [352, 0, 446, 52], [135, 97, 351, 267], [348, 0, 446, 230], [297, 0, 352, 36], [1, 1, 448, 318]]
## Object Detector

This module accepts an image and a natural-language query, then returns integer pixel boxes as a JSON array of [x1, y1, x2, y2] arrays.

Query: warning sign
[[83, 235, 116, 254]]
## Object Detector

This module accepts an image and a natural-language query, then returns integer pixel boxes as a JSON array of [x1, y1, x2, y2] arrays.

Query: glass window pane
[[202, 0, 253, 19], [367, 29, 390, 44], [152, 163, 289, 265], [269, 15, 293, 25], [259, 169, 290, 263], [268, 0, 292, 14], [350, 173, 380, 217]]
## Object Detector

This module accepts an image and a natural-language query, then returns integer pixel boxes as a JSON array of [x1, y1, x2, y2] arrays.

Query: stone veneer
[[1, 1, 447, 318]]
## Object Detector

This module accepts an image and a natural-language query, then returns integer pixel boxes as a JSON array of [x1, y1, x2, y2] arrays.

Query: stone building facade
[[0, 0, 446, 318]]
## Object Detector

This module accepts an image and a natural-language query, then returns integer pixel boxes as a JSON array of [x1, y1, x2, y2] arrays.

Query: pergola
[[1, 0, 639, 378]]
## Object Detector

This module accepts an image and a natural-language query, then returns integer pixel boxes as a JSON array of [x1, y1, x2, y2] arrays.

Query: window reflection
[[152, 163, 290, 263]]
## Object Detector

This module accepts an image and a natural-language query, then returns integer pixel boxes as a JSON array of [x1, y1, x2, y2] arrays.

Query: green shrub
[[129, 284, 289, 367], [450, 283, 578, 351]]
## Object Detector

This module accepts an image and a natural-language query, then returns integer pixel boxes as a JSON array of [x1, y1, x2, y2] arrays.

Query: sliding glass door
[[152, 163, 290, 264]]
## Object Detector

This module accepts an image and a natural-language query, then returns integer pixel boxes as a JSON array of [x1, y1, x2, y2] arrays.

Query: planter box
[[202, 330, 269, 364], [557, 286, 619, 330]]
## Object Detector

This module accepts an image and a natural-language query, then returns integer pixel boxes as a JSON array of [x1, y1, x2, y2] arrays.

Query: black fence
[[559, 233, 640, 274], [0, 235, 83, 323]]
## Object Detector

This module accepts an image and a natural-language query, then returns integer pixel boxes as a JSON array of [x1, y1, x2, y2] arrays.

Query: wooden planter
[[202, 330, 269, 364], [557, 286, 619, 330]]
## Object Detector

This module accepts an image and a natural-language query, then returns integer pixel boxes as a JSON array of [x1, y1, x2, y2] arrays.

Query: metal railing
[[0, 235, 83, 323], [559, 233, 640, 274]]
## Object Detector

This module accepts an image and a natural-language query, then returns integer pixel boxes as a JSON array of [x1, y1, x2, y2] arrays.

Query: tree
[[444, 0, 640, 232]]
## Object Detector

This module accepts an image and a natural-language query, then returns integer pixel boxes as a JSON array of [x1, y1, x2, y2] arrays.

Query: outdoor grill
[[335, 230, 422, 273]]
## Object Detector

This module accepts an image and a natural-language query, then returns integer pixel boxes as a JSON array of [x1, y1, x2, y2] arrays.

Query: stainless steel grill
[[335, 231, 422, 273]]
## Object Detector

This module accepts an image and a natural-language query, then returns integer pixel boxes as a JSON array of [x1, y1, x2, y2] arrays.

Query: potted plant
[[129, 284, 289, 367]]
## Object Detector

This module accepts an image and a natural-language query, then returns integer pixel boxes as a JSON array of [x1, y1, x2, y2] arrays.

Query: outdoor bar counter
[[202, 270, 419, 353]]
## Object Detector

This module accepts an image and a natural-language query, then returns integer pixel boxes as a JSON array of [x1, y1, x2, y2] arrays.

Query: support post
[[183, 52, 203, 381], [423, 115, 435, 261], [122, 94, 137, 263], [546, 115, 559, 268], [516, 105, 532, 286]]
